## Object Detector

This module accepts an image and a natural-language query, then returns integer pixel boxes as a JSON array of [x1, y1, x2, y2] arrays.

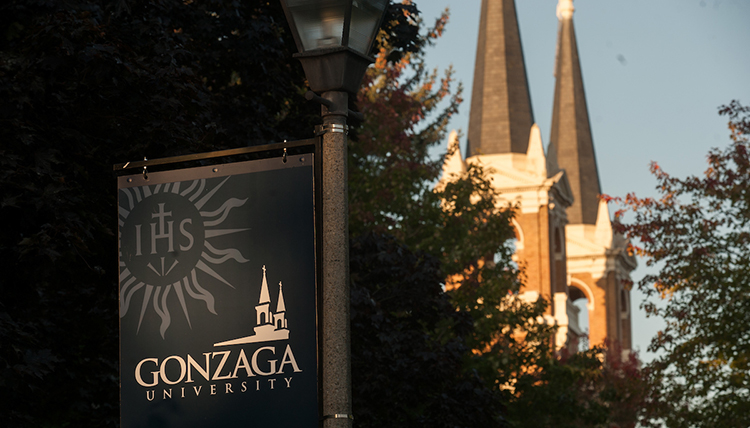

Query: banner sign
[[117, 152, 318, 427]]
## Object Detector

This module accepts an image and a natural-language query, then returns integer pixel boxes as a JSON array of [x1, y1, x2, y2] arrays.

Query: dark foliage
[[0, 1, 317, 426], [0, 0, 496, 426], [507, 342, 646, 428], [350, 233, 506, 428], [0, 0, 646, 425]]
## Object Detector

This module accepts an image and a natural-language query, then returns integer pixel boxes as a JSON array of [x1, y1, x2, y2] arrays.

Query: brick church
[[442, 0, 636, 354]]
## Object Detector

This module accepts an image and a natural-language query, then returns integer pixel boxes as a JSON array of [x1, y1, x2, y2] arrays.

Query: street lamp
[[281, 0, 387, 93], [279, 1, 388, 427]]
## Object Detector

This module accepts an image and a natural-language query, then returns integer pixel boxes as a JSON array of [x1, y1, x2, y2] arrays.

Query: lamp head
[[280, 0, 388, 93]]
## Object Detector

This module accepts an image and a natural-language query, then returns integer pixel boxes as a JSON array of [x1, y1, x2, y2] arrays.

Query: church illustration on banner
[[214, 265, 289, 347]]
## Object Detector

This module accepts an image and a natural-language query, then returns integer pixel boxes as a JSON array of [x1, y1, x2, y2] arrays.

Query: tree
[[506, 341, 646, 428], [349, 3, 538, 385], [349, 6, 646, 427], [350, 232, 506, 427], [350, 6, 648, 428], [351, 0, 517, 388], [347, 7, 512, 425], [0, 1, 317, 425], [611, 101, 750, 427], [0, 1, 487, 426], [0, 0, 646, 425]]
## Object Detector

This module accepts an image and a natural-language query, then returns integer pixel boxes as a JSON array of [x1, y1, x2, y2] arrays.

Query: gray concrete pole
[[320, 90, 352, 428]]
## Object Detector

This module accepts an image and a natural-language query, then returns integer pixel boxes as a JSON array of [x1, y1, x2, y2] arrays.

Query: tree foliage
[[507, 342, 646, 428], [349, 7, 646, 428], [351, 0, 517, 393], [349, 6, 532, 375], [611, 101, 750, 427], [0, 1, 320, 425], [350, 232, 506, 427], [348, 8, 513, 425], [0, 0, 508, 425]]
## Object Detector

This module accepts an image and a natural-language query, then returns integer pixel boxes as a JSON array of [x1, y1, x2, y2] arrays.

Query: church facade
[[442, 0, 636, 354]]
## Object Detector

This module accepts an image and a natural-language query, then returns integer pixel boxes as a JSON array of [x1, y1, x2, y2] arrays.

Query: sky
[[416, 0, 750, 362]]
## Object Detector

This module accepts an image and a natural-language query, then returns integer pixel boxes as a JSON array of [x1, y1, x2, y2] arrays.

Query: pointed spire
[[525, 124, 546, 177], [594, 199, 613, 247], [258, 265, 270, 304], [437, 130, 466, 193], [467, 0, 535, 157], [548, 0, 601, 225], [444, 130, 466, 175], [276, 282, 286, 313]]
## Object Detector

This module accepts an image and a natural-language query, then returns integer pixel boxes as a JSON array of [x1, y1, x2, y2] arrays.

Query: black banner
[[117, 153, 318, 427]]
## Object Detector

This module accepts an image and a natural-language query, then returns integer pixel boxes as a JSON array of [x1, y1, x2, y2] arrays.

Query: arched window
[[569, 286, 586, 302]]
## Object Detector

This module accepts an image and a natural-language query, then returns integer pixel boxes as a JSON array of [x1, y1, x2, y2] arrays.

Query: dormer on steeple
[[526, 124, 547, 177], [438, 130, 467, 192], [548, 0, 601, 226], [444, 130, 466, 176], [594, 199, 613, 247], [467, 0, 535, 157]]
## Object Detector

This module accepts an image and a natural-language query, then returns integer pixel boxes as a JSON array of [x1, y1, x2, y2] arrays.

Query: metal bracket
[[322, 414, 354, 421], [315, 123, 348, 136], [306, 90, 364, 122], [142, 157, 148, 180], [305, 90, 334, 109]]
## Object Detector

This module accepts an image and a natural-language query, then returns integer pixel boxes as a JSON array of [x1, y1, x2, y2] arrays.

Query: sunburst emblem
[[118, 176, 249, 339]]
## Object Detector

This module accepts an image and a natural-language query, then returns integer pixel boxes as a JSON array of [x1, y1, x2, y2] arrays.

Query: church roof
[[467, 0, 535, 157], [547, 0, 602, 225]]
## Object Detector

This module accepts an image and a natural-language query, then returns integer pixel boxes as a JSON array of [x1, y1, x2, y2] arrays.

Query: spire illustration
[[258, 265, 270, 304], [273, 282, 287, 331], [213, 266, 291, 347], [276, 282, 286, 313]]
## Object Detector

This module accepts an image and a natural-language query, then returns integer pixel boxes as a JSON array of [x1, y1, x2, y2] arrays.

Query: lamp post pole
[[278, 2, 388, 426], [319, 90, 352, 428]]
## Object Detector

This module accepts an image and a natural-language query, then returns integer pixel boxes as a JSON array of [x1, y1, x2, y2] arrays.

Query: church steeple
[[255, 265, 272, 327], [548, 0, 602, 225], [467, 0, 535, 157], [276, 282, 286, 313], [258, 265, 270, 304]]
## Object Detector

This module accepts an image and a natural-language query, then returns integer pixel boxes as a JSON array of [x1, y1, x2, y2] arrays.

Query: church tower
[[548, 0, 636, 352], [444, 0, 582, 351], [443, 0, 636, 353]]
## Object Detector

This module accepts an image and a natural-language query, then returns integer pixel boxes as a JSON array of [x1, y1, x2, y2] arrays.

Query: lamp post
[[279, 1, 388, 427]]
